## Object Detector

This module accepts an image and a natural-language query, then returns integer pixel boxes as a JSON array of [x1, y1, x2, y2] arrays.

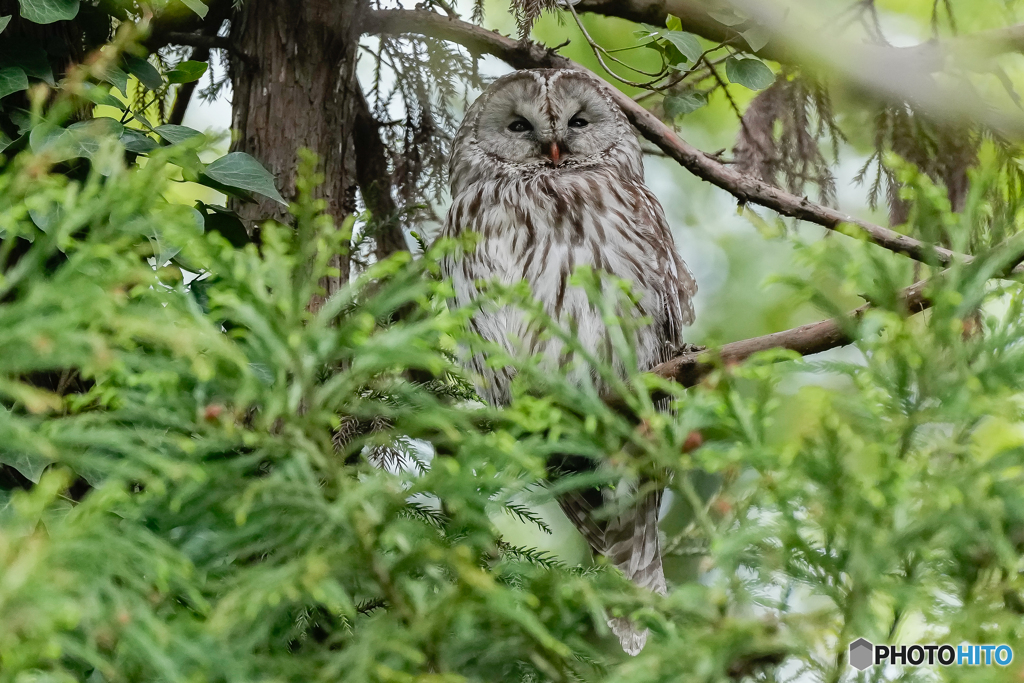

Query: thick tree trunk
[[229, 0, 365, 310]]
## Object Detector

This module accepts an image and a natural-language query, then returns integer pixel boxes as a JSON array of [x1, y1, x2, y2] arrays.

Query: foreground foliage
[[2, 132, 1024, 683]]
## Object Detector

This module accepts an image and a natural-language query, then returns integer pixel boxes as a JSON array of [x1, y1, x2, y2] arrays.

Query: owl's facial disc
[[474, 72, 622, 169]]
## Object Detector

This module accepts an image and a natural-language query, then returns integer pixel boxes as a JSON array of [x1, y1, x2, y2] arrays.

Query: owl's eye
[[568, 116, 589, 128], [507, 119, 533, 133]]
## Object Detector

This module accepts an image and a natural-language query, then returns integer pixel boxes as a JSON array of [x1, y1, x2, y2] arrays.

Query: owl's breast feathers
[[441, 163, 695, 404]]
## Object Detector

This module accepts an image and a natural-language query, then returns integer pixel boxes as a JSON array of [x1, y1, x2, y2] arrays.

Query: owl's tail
[[558, 485, 666, 655], [604, 488, 666, 655]]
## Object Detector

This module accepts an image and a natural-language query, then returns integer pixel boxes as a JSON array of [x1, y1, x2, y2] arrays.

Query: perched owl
[[439, 68, 696, 654]]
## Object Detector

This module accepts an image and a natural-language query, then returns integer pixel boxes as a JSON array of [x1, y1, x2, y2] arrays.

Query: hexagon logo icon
[[849, 638, 874, 670]]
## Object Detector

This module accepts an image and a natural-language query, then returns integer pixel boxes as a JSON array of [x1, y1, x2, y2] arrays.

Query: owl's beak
[[545, 140, 566, 166]]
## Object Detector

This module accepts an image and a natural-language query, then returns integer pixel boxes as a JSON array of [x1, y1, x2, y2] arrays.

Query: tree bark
[[229, 0, 366, 310]]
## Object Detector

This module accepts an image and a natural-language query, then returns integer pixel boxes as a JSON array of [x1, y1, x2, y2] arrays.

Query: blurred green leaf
[[119, 127, 158, 154], [200, 204, 250, 247], [741, 26, 770, 52], [18, 0, 79, 23], [0, 15, 11, 34], [0, 43, 55, 85], [0, 66, 28, 100], [664, 92, 706, 118], [707, 7, 746, 26], [67, 118, 124, 159], [167, 60, 208, 84], [204, 152, 286, 205], [662, 31, 702, 63], [725, 57, 775, 90], [81, 83, 125, 109], [154, 123, 204, 145], [0, 452, 50, 483], [180, 0, 208, 18], [103, 64, 128, 95], [124, 54, 162, 90]]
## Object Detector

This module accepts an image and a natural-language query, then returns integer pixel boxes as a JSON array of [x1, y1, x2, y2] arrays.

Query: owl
[[439, 68, 696, 654]]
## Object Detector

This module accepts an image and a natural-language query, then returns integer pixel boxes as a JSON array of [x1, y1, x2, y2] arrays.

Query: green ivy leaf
[[0, 451, 50, 483], [8, 108, 31, 135], [120, 127, 158, 154], [725, 57, 775, 90], [707, 7, 747, 26], [180, 0, 208, 18], [67, 118, 124, 159], [200, 204, 251, 247], [103, 64, 129, 96], [155, 124, 204, 145], [166, 60, 208, 84], [29, 202, 63, 233], [132, 111, 154, 131], [0, 15, 11, 34], [124, 54, 163, 90], [741, 26, 770, 53], [663, 92, 707, 118], [0, 129, 13, 154], [81, 83, 125, 109], [662, 31, 702, 64], [0, 66, 29, 100], [28, 121, 67, 155], [3, 43, 55, 86], [195, 174, 255, 203], [635, 23, 663, 38], [18, 0, 79, 23], [175, 149, 205, 182], [204, 152, 286, 205]]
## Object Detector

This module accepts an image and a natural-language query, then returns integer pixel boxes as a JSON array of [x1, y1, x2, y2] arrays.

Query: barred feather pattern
[[439, 69, 695, 654]]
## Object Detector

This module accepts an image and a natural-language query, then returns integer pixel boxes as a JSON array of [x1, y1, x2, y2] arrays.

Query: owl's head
[[453, 69, 640, 177]]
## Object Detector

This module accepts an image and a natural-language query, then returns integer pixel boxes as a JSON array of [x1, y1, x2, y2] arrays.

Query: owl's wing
[[637, 186, 697, 366]]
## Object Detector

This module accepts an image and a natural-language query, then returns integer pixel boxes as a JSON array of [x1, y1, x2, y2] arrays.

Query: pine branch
[[362, 8, 965, 268], [501, 502, 553, 535], [495, 539, 563, 568]]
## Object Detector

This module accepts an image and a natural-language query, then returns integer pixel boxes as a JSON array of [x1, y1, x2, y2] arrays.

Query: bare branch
[[159, 33, 231, 51], [363, 9, 965, 267], [353, 88, 408, 261], [653, 229, 1024, 388], [651, 279, 929, 388], [145, 0, 232, 51], [168, 45, 208, 126]]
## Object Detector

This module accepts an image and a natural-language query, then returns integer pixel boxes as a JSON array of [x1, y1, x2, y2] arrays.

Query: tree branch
[[363, 8, 964, 267], [159, 32, 231, 51], [168, 40, 212, 126], [653, 229, 1024, 388], [353, 88, 408, 261], [651, 278, 930, 388], [144, 0, 232, 51]]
